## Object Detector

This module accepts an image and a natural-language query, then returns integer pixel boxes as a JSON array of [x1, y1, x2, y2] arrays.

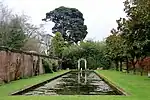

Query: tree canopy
[[62, 40, 110, 69], [105, 0, 150, 74], [43, 6, 88, 44], [50, 32, 65, 58]]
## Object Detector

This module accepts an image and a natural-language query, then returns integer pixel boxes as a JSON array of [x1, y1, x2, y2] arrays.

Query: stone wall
[[0, 51, 45, 83]]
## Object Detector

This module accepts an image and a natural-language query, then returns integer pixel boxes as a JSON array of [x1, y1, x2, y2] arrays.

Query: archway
[[78, 58, 87, 70]]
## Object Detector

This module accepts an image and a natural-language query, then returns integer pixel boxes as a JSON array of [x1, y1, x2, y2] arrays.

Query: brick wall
[[0, 51, 44, 83]]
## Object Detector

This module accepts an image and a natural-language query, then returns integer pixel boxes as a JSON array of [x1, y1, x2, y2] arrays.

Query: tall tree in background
[[0, 2, 49, 52], [119, 0, 150, 73], [0, 3, 26, 49], [43, 6, 88, 44], [106, 0, 150, 74], [107, 29, 128, 71], [50, 32, 65, 58]]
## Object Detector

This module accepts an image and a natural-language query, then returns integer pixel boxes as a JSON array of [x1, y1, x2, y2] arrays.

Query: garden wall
[[0, 51, 45, 84]]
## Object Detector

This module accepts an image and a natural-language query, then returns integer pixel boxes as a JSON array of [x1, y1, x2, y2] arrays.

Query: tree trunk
[[119, 60, 123, 72], [139, 60, 143, 76], [140, 68, 143, 76], [131, 60, 136, 74], [140, 65, 144, 76], [139, 56, 146, 76], [108, 61, 111, 69], [126, 57, 129, 73], [115, 60, 119, 71]]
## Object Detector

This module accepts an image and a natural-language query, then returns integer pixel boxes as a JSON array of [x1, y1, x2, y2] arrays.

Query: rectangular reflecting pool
[[12, 71, 125, 95]]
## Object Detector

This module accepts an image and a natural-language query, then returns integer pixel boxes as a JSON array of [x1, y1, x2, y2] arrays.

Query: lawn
[[0, 70, 150, 100]]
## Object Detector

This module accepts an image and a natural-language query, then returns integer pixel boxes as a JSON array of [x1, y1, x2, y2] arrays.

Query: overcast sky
[[3, 0, 126, 41]]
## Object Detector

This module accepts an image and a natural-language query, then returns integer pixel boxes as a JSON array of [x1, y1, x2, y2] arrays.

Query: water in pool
[[23, 71, 121, 95]]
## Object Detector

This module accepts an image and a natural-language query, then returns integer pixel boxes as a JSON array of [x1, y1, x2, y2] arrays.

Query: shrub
[[42, 59, 53, 73], [51, 59, 59, 72], [62, 41, 111, 70]]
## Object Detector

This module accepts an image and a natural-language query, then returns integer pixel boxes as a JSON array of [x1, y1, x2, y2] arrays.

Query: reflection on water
[[24, 71, 121, 95]]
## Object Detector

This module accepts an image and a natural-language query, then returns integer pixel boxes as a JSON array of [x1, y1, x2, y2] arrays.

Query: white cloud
[[3, 0, 126, 41]]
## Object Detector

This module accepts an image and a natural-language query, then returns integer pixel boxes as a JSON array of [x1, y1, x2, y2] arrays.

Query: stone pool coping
[[94, 70, 130, 96], [11, 71, 71, 95]]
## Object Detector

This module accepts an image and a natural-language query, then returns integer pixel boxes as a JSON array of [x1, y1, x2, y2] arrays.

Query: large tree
[[0, 13, 26, 49], [43, 6, 88, 43], [106, 29, 127, 71], [108, 0, 150, 74], [0, 2, 47, 52]]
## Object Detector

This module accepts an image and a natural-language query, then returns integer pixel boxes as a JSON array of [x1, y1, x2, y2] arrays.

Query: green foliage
[[62, 44, 80, 69], [120, 0, 150, 56], [0, 15, 27, 49], [50, 32, 65, 57], [52, 62, 58, 72], [43, 6, 88, 43], [62, 41, 110, 69], [105, 0, 150, 73], [0, 2, 43, 51], [42, 59, 53, 73], [42, 58, 59, 73]]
